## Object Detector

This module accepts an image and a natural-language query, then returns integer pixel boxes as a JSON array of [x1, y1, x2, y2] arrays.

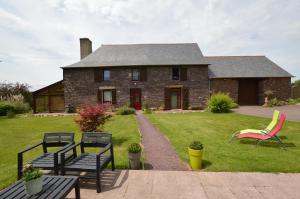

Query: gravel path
[[136, 111, 188, 170], [234, 105, 300, 122]]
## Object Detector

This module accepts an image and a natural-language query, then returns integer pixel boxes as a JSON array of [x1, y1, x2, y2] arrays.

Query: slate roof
[[62, 43, 207, 68], [206, 56, 293, 78]]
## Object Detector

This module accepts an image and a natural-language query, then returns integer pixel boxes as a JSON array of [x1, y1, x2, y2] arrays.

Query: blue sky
[[0, 0, 299, 90]]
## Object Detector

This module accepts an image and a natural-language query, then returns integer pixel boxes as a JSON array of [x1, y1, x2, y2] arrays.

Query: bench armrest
[[17, 142, 43, 179], [97, 143, 112, 156], [54, 142, 75, 154], [18, 142, 43, 155]]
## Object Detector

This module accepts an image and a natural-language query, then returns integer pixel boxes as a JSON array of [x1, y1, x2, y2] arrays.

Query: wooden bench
[[18, 132, 75, 179], [61, 132, 115, 193]]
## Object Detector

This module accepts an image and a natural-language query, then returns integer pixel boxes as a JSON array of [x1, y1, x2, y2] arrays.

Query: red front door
[[130, 88, 142, 110]]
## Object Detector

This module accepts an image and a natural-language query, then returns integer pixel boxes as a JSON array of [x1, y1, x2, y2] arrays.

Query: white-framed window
[[103, 69, 111, 81], [103, 90, 112, 103], [132, 69, 140, 81]]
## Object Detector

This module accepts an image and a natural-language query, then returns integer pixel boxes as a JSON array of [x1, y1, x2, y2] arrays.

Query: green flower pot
[[188, 147, 203, 170]]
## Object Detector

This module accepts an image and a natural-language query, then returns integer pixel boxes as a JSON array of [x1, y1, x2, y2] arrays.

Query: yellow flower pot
[[188, 147, 203, 170]]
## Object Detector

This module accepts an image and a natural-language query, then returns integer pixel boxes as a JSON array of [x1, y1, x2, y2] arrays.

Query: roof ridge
[[205, 55, 265, 58], [101, 43, 198, 46]]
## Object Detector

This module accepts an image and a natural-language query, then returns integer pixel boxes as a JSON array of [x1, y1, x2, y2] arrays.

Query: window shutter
[[112, 89, 117, 104], [164, 88, 171, 110], [97, 90, 102, 104], [140, 68, 147, 81], [182, 87, 189, 110], [180, 68, 187, 81], [94, 68, 103, 82]]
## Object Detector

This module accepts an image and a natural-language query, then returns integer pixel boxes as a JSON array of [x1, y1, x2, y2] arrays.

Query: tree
[[292, 79, 300, 87], [0, 81, 32, 106]]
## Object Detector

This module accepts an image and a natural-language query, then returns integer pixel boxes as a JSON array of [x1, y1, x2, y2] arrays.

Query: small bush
[[65, 104, 76, 113], [13, 101, 30, 113], [116, 106, 136, 115], [0, 100, 30, 116], [22, 164, 42, 182], [6, 110, 15, 118], [264, 98, 286, 107], [158, 104, 165, 111], [0, 101, 15, 116], [75, 104, 110, 132], [189, 141, 203, 150], [128, 143, 142, 153], [143, 100, 152, 114], [144, 108, 152, 114], [288, 98, 300, 105], [207, 92, 237, 113]]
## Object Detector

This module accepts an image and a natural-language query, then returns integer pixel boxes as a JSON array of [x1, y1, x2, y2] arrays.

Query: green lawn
[[146, 112, 300, 172], [0, 115, 140, 190]]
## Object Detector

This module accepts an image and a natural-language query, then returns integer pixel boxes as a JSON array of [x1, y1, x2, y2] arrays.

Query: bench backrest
[[81, 132, 112, 149], [43, 132, 75, 152]]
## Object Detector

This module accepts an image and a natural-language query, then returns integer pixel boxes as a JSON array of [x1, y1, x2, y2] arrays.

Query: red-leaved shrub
[[75, 104, 111, 132]]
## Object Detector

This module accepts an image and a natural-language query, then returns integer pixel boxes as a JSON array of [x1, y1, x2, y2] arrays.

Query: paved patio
[[67, 170, 300, 199], [234, 105, 300, 122]]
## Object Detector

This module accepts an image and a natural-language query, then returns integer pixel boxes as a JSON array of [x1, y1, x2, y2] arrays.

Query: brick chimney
[[80, 38, 92, 59]]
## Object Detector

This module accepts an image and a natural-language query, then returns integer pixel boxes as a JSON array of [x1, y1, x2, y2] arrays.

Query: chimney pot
[[80, 38, 92, 59]]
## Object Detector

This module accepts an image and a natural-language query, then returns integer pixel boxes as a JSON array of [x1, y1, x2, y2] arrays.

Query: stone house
[[61, 38, 293, 110], [34, 38, 293, 112]]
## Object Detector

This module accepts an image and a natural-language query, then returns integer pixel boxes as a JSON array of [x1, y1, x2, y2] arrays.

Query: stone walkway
[[67, 170, 300, 199], [135, 111, 187, 170], [234, 105, 300, 122]]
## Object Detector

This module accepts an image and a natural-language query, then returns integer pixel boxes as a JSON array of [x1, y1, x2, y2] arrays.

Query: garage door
[[50, 95, 65, 112], [238, 79, 259, 105]]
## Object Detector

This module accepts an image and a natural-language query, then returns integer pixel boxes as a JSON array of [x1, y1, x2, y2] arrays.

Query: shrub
[[158, 104, 165, 111], [75, 104, 111, 132], [65, 104, 76, 113], [143, 100, 152, 114], [0, 101, 15, 116], [189, 141, 203, 150], [13, 101, 30, 113], [265, 98, 286, 107], [288, 98, 300, 105], [22, 164, 42, 182], [6, 110, 16, 118], [128, 143, 142, 153], [116, 106, 136, 115], [207, 92, 237, 113], [0, 99, 30, 116]]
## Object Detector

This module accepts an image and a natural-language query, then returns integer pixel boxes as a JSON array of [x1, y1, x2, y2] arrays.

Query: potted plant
[[22, 164, 43, 196], [188, 141, 204, 170], [128, 143, 142, 169]]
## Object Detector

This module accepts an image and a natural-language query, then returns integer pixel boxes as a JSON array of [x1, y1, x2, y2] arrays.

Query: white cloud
[[0, 0, 299, 90]]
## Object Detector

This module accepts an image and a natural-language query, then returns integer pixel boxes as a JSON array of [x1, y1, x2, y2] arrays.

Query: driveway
[[234, 105, 300, 122], [67, 170, 300, 199]]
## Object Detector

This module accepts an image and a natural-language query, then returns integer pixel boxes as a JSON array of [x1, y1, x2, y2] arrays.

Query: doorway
[[238, 79, 259, 105], [130, 88, 142, 110], [170, 88, 181, 109]]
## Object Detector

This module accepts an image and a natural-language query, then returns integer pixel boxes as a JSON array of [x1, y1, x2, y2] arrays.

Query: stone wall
[[210, 79, 239, 102], [260, 77, 291, 104], [63, 66, 210, 109], [210, 77, 291, 105]]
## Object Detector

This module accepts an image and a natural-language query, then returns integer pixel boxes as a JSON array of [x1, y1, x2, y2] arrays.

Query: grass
[[146, 112, 300, 172], [0, 115, 140, 190]]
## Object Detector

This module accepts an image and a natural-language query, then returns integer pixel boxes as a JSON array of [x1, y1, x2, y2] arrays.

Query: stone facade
[[210, 79, 239, 101], [259, 77, 291, 104], [210, 77, 291, 104], [63, 66, 209, 109]]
